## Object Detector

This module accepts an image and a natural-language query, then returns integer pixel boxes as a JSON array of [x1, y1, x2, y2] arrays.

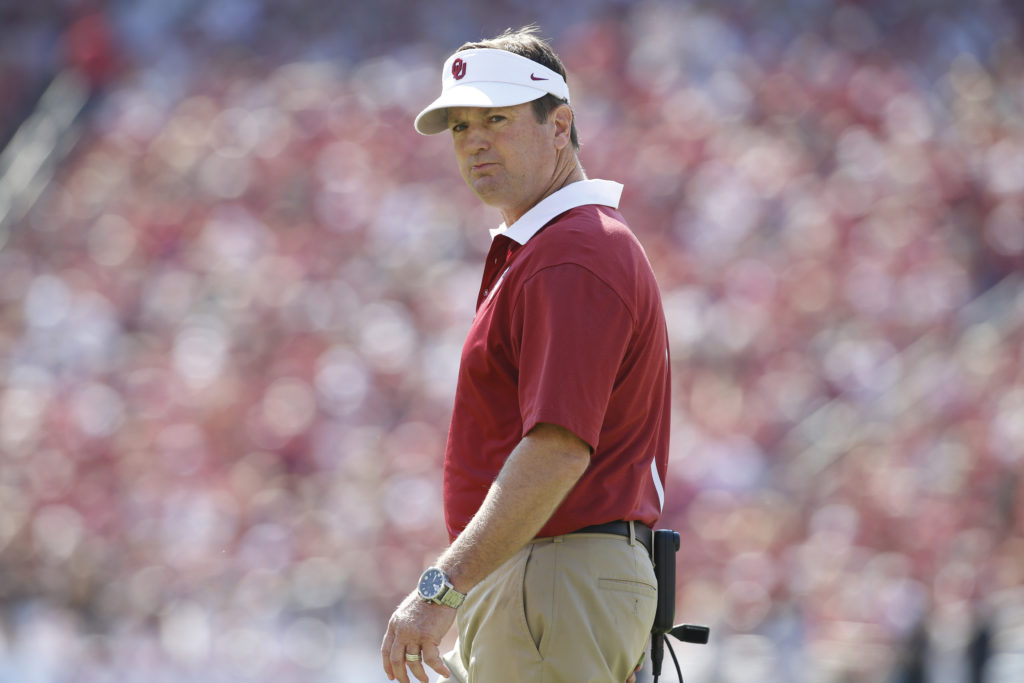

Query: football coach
[[381, 25, 671, 683]]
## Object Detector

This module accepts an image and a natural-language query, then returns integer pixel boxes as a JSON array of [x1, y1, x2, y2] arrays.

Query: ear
[[551, 103, 573, 151]]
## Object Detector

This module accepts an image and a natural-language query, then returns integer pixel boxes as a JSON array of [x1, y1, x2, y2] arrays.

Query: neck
[[501, 156, 587, 226]]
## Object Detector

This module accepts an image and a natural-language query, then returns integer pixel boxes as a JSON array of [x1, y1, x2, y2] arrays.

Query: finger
[[408, 658, 430, 683], [423, 644, 452, 678], [381, 622, 397, 679], [389, 645, 412, 683]]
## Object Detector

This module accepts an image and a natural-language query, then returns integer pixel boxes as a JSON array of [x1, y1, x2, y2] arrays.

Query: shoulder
[[526, 204, 645, 270], [536, 205, 637, 250], [509, 205, 654, 310]]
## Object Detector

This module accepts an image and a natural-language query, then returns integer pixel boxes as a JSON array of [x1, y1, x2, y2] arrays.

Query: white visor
[[414, 48, 571, 135]]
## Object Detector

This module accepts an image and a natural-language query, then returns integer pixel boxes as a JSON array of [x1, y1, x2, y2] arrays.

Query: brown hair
[[456, 25, 580, 151]]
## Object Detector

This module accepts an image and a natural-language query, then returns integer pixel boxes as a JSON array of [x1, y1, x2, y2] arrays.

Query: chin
[[471, 180, 503, 202]]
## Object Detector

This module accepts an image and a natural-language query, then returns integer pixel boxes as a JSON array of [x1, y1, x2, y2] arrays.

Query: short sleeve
[[513, 264, 634, 449]]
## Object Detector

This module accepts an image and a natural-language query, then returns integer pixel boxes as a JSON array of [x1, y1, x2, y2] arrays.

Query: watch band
[[438, 585, 466, 609]]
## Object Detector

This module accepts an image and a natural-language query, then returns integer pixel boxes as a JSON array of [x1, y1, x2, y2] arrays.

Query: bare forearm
[[436, 423, 590, 593]]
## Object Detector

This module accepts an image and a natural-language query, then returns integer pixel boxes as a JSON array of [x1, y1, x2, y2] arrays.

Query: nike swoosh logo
[[530, 74, 548, 81]]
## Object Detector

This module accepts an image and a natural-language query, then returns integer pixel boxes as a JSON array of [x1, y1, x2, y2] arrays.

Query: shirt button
[[483, 289, 489, 296]]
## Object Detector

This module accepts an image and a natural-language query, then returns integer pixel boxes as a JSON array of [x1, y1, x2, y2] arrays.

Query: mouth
[[471, 162, 498, 173]]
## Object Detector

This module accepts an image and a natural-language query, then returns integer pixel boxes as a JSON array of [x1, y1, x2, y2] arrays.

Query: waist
[[559, 520, 653, 555]]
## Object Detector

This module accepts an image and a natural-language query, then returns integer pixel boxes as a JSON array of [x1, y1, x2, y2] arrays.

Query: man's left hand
[[381, 592, 455, 683]]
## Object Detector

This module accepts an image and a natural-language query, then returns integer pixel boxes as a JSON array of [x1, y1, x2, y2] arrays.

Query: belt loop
[[628, 520, 636, 547]]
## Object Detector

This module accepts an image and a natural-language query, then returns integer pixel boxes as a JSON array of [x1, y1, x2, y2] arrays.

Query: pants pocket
[[598, 577, 658, 597], [520, 543, 547, 659]]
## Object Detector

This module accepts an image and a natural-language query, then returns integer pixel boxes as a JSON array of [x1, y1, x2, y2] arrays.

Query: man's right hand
[[381, 592, 455, 683]]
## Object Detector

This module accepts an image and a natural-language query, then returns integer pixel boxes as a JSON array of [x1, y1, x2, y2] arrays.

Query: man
[[381, 26, 671, 683]]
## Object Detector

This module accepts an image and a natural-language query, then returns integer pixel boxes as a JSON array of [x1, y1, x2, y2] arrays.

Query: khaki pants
[[439, 531, 657, 683]]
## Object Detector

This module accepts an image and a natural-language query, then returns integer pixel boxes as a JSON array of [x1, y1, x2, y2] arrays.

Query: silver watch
[[417, 567, 466, 609]]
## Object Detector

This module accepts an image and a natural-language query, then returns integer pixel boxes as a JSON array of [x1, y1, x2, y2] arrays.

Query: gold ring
[[405, 652, 422, 662]]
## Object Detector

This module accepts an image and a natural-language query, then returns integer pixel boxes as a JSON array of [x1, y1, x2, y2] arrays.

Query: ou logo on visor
[[451, 58, 467, 80]]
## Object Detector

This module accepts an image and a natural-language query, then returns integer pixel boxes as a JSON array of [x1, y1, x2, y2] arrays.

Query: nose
[[462, 122, 490, 154]]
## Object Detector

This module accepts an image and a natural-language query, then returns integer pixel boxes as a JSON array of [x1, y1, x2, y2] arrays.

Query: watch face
[[419, 568, 445, 599]]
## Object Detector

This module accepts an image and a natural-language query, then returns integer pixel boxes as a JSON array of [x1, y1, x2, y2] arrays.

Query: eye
[[450, 122, 467, 133], [488, 114, 506, 123]]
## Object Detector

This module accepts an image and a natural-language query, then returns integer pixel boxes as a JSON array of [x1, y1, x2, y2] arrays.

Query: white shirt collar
[[488, 179, 623, 244]]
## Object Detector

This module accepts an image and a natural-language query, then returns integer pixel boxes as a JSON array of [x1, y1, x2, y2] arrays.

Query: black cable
[[652, 633, 691, 683], [666, 636, 684, 683]]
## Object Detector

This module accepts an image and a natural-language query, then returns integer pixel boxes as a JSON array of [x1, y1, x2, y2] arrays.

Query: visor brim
[[414, 82, 549, 135]]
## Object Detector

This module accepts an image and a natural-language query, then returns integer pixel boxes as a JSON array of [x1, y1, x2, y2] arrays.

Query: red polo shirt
[[443, 180, 670, 540]]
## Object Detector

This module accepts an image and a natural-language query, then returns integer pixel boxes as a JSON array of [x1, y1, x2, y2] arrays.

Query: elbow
[[528, 422, 591, 481], [563, 446, 591, 480]]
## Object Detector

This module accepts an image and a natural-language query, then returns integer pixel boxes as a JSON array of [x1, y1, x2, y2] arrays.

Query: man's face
[[447, 102, 560, 220]]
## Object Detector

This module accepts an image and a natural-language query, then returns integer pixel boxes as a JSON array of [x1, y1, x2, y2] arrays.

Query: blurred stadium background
[[1, 1, 1023, 681]]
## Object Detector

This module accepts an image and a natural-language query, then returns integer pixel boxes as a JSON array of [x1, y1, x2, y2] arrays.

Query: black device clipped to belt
[[651, 529, 710, 682]]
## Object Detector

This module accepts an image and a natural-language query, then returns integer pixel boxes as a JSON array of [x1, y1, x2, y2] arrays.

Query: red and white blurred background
[[1, 1, 1023, 681]]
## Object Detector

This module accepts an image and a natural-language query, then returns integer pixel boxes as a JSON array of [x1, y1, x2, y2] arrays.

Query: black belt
[[569, 520, 652, 555]]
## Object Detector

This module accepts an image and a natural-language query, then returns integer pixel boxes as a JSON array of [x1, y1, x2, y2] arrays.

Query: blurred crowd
[[1, 1, 1023, 681]]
